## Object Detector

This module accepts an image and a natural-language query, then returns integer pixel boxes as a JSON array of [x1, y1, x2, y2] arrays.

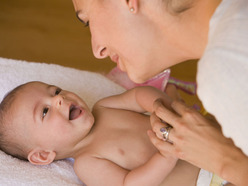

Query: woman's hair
[[0, 83, 29, 161], [163, 0, 195, 14]]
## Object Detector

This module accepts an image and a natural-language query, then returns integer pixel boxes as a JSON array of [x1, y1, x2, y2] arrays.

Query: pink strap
[[106, 67, 170, 91], [106, 67, 196, 95]]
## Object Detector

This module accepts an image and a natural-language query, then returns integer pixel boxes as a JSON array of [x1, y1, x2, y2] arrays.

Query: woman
[[71, 0, 248, 185]]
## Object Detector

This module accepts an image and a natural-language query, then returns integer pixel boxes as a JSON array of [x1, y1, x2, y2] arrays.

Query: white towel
[[0, 57, 125, 186]]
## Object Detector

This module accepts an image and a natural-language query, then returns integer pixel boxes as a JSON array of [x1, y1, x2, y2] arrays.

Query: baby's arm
[[94, 86, 173, 113], [90, 86, 177, 185], [124, 152, 178, 186], [74, 152, 177, 186]]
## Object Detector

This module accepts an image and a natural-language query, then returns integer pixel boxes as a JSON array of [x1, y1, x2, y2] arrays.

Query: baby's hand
[[165, 84, 183, 102]]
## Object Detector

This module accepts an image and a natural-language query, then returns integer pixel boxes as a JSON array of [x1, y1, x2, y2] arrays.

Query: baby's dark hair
[[0, 83, 29, 161]]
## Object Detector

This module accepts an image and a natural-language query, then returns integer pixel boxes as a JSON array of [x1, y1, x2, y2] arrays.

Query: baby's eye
[[42, 107, 49, 119], [55, 88, 62, 95]]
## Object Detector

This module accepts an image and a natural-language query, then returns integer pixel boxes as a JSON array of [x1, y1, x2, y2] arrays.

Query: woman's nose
[[91, 38, 108, 59]]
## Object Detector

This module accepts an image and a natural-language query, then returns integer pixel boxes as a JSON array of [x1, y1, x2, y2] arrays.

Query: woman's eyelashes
[[79, 18, 89, 27], [75, 12, 89, 27], [84, 21, 89, 27], [80, 20, 89, 27]]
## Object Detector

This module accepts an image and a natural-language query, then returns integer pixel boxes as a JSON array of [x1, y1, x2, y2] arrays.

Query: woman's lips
[[111, 55, 125, 71]]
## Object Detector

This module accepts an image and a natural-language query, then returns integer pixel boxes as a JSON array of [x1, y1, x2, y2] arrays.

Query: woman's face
[[72, 0, 198, 83]]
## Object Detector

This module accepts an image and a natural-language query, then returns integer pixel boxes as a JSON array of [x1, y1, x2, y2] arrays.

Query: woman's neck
[[178, 0, 222, 57]]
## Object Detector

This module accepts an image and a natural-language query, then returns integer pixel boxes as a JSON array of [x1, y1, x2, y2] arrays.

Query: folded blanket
[[0, 57, 125, 185]]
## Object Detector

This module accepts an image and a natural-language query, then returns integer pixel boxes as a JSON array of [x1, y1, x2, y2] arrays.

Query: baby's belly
[[111, 139, 157, 170], [95, 110, 158, 170]]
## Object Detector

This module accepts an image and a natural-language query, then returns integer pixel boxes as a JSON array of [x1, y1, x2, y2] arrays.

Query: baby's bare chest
[[92, 109, 157, 169]]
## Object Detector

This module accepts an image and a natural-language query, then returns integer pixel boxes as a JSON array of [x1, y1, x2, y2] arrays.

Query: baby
[[0, 81, 199, 186]]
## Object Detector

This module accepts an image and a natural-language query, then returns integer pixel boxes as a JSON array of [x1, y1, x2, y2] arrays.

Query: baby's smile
[[69, 104, 84, 120]]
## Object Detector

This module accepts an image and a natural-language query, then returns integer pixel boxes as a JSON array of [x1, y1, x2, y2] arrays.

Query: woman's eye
[[55, 88, 62, 95], [84, 21, 89, 27], [76, 13, 89, 27], [42, 107, 49, 119]]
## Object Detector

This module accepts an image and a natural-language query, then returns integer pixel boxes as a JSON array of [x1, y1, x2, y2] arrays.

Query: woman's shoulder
[[208, 0, 248, 46], [196, 0, 248, 156]]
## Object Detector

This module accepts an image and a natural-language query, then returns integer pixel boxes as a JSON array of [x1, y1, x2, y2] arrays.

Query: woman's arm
[[148, 99, 248, 185]]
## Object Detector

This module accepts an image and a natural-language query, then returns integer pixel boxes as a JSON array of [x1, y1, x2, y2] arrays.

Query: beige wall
[[0, 0, 115, 73]]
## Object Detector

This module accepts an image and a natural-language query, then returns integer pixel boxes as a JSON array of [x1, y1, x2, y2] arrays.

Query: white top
[[197, 0, 248, 155]]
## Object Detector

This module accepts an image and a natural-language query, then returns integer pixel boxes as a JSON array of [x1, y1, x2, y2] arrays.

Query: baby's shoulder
[[74, 153, 89, 168], [74, 153, 97, 175], [74, 151, 106, 167], [73, 153, 113, 181]]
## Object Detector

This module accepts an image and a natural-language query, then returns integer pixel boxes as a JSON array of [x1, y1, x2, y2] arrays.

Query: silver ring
[[160, 126, 172, 142]]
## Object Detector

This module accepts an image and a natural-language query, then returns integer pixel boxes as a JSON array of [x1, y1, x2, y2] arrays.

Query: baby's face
[[11, 82, 95, 156]]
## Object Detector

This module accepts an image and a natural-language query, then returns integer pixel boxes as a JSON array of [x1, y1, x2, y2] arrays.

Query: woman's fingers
[[150, 112, 164, 129], [153, 99, 180, 127], [147, 130, 175, 156], [150, 113, 165, 140], [171, 100, 193, 117], [150, 113, 175, 142], [151, 96, 248, 183]]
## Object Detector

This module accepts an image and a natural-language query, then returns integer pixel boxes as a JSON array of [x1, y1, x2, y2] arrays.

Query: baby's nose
[[53, 95, 64, 108]]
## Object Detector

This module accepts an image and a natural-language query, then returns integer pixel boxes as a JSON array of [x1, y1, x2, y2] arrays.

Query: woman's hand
[[148, 99, 248, 185]]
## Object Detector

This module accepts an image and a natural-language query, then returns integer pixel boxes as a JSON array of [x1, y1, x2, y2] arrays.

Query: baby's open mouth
[[69, 105, 82, 120]]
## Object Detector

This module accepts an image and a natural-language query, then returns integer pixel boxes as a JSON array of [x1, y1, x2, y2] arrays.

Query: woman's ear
[[126, 0, 139, 13], [28, 149, 56, 165]]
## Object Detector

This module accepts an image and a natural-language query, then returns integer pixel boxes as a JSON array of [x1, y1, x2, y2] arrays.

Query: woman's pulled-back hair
[[0, 83, 29, 161]]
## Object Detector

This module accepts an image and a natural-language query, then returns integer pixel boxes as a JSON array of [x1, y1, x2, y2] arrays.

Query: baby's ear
[[28, 149, 56, 165]]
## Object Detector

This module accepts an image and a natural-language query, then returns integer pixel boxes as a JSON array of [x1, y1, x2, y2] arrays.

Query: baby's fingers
[[165, 84, 182, 102]]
